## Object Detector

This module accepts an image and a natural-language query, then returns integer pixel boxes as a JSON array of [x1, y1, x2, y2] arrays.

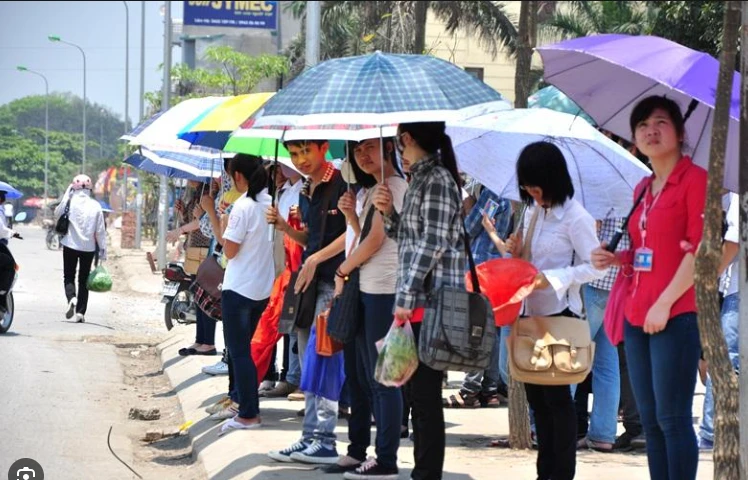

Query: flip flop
[[442, 393, 480, 409], [218, 417, 262, 436]]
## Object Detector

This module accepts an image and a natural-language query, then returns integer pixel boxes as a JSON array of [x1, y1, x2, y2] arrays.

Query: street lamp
[[48, 35, 87, 174], [16, 66, 49, 216]]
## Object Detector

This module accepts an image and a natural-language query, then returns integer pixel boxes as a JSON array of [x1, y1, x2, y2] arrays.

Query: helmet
[[72, 174, 92, 190]]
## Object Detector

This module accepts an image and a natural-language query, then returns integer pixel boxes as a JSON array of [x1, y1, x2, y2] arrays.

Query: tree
[[145, 45, 289, 112], [653, 1, 726, 58], [505, 0, 538, 452], [284, 1, 518, 80], [541, 1, 658, 41], [694, 2, 741, 479]]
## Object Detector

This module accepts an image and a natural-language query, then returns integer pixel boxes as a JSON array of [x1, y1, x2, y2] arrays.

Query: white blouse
[[521, 199, 608, 317]]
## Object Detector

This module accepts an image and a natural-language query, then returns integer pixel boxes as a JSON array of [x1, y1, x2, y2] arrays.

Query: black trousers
[[618, 343, 642, 435], [525, 383, 577, 480], [406, 322, 445, 480], [62, 246, 95, 315]]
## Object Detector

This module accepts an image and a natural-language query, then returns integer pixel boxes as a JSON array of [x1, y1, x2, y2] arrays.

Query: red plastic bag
[[466, 258, 538, 326]]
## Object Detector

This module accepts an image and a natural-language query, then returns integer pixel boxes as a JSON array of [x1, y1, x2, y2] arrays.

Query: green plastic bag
[[374, 319, 418, 387], [87, 264, 113, 293]]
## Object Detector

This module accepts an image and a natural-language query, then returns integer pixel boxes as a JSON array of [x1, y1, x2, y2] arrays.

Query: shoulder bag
[[418, 219, 497, 372], [278, 180, 336, 334], [507, 207, 595, 386], [55, 195, 73, 235], [326, 203, 377, 344]]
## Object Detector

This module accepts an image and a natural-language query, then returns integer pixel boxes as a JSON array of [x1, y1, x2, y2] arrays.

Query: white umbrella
[[447, 108, 651, 220]]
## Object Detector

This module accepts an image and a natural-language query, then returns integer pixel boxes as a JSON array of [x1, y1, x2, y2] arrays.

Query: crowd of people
[[146, 94, 738, 480]]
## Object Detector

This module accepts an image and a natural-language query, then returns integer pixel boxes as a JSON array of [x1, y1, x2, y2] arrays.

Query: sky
[[0, 1, 185, 126]]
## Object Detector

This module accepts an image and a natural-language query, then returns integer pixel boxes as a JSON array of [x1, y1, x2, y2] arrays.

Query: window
[[464, 67, 484, 82]]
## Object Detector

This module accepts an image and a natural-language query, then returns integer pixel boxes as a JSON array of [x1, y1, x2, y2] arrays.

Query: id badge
[[633, 247, 654, 272], [482, 199, 499, 218]]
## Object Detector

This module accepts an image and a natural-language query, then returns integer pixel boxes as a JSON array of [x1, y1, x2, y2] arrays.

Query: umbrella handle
[[605, 231, 624, 253]]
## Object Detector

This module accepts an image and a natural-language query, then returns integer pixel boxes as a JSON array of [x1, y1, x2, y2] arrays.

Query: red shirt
[[621, 157, 707, 327]]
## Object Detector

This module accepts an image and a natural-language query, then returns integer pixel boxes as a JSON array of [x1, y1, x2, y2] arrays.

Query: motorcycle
[[0, 229, 23, 334], [43, 218, 61, 250], [161, 262, 197, 331]]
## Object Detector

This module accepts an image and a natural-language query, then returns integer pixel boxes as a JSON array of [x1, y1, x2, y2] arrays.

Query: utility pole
[[135, 0, 145, 249], [157, 1, 172, 269], [305, 1, 321, 68], [122, 1, 130, 216]]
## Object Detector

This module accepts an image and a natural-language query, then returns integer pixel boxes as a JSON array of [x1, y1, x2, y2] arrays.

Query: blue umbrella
[[0, 181, 23, 199], [124, 152, 215, 182], [528, 86, 596, 125], [245, 51, 510, 129], [98, 200, 114, 213]]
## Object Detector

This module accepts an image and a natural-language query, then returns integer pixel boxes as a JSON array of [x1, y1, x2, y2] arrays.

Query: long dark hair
[[227, 154, 268, 201], [346, 137, 401, 189], [399, 122, 461, 187]]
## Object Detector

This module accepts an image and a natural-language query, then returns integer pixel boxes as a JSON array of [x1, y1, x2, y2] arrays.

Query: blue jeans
[[579, 285, 620, 443], [287, 332, 301, 386], [699, 293, 740, 442], [461, 327, 500, 395], [346, 293, 402, 469], [625, 313, 700, 480], [298, 282, 338, 447], [221, 289, 269, 420]]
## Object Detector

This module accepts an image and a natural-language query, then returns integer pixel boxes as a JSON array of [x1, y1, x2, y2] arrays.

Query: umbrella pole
[[268, 131, 284, 242], [379, 127, 385, 183]]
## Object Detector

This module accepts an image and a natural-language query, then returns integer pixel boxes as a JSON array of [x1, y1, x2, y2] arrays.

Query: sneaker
[[262, 381, 298, 398], [210, 402, 239, 421], [289, 441, 340, 465], [205, 396, 232, 414], [268, 441, 310, 463], [613, 431, 643, 452], [344, 458, 399, 480], [66, 298, 77, 319], [202, 360, 229, 376], [287, 390, 305, 401], [258, 380, 275, 393], [75, 313, 85, 323], [698, 437, 714, 451]]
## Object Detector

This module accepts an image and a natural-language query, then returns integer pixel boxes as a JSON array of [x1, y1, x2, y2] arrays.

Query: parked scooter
[[161, 262, 197, 331], [1, 213, 25, 334]]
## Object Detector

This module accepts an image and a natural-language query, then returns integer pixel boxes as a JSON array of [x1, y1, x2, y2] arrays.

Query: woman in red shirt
[[593, 95, 706, 480]]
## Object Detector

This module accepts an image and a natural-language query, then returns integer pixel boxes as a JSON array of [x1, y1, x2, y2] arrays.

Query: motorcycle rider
[[0, 190, 16, 247], [54, 175, 107, 323]]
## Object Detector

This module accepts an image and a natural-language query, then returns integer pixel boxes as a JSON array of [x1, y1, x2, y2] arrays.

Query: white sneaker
[[75, 313, 85, 323], [258, 380, 275, 393], [66, 298, 77, 319], [202, 360, 229, 376]]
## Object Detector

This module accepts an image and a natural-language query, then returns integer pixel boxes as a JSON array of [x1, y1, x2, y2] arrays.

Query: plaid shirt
[[590, 217, 630, 291], [385, 154, 466, 310], [464, 188, 512, 265]]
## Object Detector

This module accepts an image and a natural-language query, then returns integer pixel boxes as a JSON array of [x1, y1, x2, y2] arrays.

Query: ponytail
[[228, 154, 268, 201], [439, 133, 462, 189], [399, 121, 461, 187]]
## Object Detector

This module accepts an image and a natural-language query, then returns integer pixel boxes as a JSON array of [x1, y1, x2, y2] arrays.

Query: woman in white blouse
[[505, 141, 607, 480]]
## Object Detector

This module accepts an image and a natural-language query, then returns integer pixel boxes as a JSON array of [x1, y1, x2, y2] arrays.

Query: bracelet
[[335, 269, 349, 281]]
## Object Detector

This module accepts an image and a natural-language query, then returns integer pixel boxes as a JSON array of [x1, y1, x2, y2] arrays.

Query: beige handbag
[[506, 207, 594, 386]]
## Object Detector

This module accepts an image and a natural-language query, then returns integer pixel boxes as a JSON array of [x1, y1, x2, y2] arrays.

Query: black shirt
[[299, 164, 347, 285]]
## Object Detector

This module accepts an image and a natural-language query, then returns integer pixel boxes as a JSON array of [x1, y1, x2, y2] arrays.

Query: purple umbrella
[[537, 34, 740, 192]]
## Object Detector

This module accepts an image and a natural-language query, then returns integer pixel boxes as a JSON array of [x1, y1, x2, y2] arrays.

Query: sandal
[[578, 437, 613, 453], [218, 417, 261, 436], [442, 392, 480, 409]]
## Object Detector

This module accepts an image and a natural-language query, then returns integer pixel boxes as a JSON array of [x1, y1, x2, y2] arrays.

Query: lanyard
[[638, 183, 666, 245]]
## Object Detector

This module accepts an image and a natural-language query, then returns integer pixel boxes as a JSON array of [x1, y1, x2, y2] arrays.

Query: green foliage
[[146, 45, 289, 112], [0, 94, 127, 197], [652, 1, 725, 58]]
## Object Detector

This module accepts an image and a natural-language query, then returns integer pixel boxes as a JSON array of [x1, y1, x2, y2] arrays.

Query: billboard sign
[[183, 1, 279, 30]]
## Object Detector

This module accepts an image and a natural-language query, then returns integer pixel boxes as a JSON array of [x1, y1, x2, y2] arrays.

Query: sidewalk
[[158, 328, 715, 480], [111, 227, 715, 479]]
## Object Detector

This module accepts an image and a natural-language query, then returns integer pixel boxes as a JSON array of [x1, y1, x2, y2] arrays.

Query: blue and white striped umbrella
[[243, 51, 511, 129], [125, 148, 224, 181]]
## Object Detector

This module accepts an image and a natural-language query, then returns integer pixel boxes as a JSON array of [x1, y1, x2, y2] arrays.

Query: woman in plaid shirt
[[373, 121, 465, 480]]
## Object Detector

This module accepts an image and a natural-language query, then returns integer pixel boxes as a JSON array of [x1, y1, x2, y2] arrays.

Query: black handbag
[[278, 180, 336, 333], [55, 196, 72, 235], [326, 206, 376, 344]]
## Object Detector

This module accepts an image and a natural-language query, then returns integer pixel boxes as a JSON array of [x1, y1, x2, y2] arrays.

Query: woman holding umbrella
[[373, 121, 464, 480], [592, 96, 707, 480]]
